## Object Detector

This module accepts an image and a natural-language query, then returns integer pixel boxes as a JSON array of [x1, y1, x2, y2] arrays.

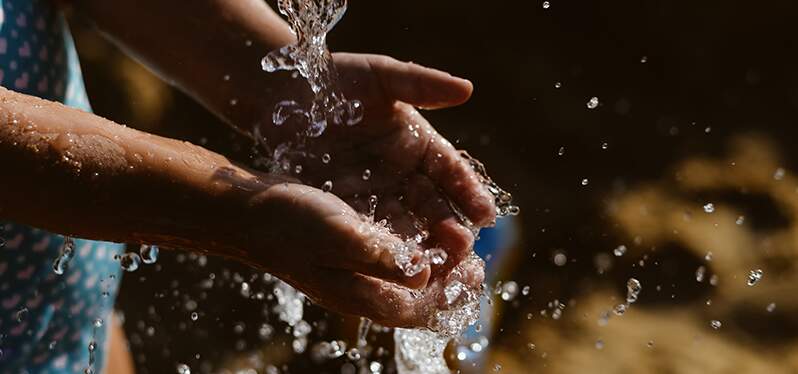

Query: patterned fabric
[[0, 1, 125, 373]]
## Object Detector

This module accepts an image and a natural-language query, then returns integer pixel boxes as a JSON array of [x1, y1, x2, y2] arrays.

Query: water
[[52, 236, 75, 275], [140, 244, 159, 264], [613, 245, 627, 257], [258, 1, 518, 372], [261, 0, 363, 138], [587, 97, 599, 109], [747, 269, 764, 286]]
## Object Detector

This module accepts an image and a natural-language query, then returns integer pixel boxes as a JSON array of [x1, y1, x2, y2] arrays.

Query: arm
[[71, 0, 295, 134], [0, 86, 279, 258], [2, 87, 443, 326]]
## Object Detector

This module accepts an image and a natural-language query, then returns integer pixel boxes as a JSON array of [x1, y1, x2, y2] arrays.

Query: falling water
[[260, 1, 517, 372]]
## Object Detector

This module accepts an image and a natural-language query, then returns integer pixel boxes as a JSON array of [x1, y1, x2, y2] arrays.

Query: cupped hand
[[256, 53, 497, 276], [243, 181, 483, 328]]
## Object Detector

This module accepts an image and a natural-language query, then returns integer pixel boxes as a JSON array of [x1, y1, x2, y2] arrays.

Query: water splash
[[261, 0, 363, 137]]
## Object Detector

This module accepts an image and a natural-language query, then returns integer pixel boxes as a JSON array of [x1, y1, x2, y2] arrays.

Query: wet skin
[[0, 0, 498, 327]]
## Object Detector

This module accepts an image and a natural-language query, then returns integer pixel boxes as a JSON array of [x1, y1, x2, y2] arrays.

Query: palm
[[295, 53, 494, 267]]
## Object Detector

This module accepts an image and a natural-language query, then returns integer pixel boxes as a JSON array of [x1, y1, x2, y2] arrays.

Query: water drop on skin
[[710, 320, 722, 330], [767, 303, 776, 312], [362, 169, 371, 180], [640, 56, 648, 63], [322, 180, 333, 192], [703, 203, 715, 213], [581, 178, 589, 186], [191, 312, 198, 321], [321, 153, 331, 164], [554, 81, 562, 89], [542, 1, 550, 9], [557, 146, 565, 156]]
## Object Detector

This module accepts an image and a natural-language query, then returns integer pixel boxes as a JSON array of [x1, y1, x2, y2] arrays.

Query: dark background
[[69, 1, 798, 373]]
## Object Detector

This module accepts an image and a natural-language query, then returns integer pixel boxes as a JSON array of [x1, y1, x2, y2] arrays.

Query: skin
[[2, 0, 499, 330]]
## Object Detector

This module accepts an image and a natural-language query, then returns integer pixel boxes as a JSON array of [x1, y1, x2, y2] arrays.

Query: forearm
[[72, 0, 297, 134], [0, 87, 280, 258]]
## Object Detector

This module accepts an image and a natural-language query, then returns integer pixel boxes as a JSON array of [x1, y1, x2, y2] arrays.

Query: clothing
[[0, 1, 124, 373]]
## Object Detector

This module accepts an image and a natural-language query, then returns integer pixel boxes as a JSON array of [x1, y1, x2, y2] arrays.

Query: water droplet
[[15, 307, 28, 323], [705, 251, 713, 261], [626, 278, 642, 304], [139, 244, 159, 264], [346, 348, 361, 361], [190, 312, 198, 321], [709, 274, 719, 286], [542, 1, 550, 9], [345, 100, 364, 126], [554, 81, 562, 89], [710, 320, 722, 330], [369, 361, 383, 373], [767, 303, 776, 312], [601, 142, 609, 150], [736, 216, 745, 225], [229, 98, 238, 106], [640, 56, 648, 63], [595, 339, 604, 350], [272, 100, 302, 126], [553, 251, 567, 266], [93, 319, 103, 328], [774, 167, 786, 180], [362, 169, 371, 180], [587, 97, 599, 109], [322, 180, 333, 192], [613, 245, 627, 257], [647, 340, 654, 348], [223, 74, 230, 81], [557, 146, 566, 156], [613, 303, 627, 316], [522, 285, 531, 296], [695, 266, 706, 282], [176, 363, 191, 374], [500, 281, 519, 301], [294, 165, 303, 174], [581, 178, 589, 186], [118, 253, 141, 272], [747, 269, 763, 286], [321, 153, 331, 164], [703, 203, 715, 213]]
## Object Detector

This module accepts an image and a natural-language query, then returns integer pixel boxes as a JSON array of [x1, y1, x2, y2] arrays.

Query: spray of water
[[260, 1, 518, 372]]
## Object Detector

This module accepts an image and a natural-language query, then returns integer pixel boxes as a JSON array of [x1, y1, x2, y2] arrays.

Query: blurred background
[[67, 0, 798, 372]]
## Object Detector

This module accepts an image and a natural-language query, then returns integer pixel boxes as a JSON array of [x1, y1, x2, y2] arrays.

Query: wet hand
[[256, 53, 497, 275], [243, 181, 483, 327]]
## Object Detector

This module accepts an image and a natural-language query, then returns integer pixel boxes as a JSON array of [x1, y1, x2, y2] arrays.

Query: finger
[[309, 268, 434, 328], [366, 54, 473, 109], [402, 174, 475, 273], [323, 215, 430, 289], [422, 127, 497, 227]]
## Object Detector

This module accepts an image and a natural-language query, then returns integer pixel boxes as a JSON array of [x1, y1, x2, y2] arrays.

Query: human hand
[[253, 53, 497, 276], [233, 180, 483, 328]]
